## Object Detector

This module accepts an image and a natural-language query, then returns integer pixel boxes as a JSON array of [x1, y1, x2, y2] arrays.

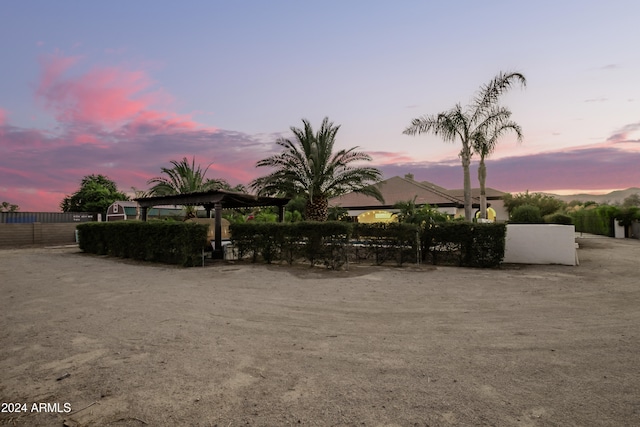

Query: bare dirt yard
[[1, 236, 639, 427]]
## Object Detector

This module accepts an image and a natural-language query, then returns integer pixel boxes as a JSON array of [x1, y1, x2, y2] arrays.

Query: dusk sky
[[1, 1, 639, 211]]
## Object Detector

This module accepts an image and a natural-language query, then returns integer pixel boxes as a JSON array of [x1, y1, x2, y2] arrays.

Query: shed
[[106, 201, 184, 221]]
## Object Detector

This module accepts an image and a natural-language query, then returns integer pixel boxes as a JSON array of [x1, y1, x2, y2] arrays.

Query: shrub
[[545, 213, 574, 225], [510, 204, 544, 223], [569, 204, 618, 236], [231, 220, 504, 268], [230, 221, 352, 268], [77, 221, 208, 267], [422, 222, 506, 267], [352, 222, 419, 266], [503, 191, 566, 216]]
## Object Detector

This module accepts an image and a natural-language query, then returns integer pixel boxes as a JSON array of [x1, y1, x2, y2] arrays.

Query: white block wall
[[504, 224, 577, 266]]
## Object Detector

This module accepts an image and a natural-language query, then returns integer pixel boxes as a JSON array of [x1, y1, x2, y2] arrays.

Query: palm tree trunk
[[461, 152, 473, 221], [478, 158, 487, 219], [305, 197, 329, 221]]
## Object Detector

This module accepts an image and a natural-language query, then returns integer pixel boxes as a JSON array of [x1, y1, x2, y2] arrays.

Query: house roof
[[329, 176, 466, 209], [446, 187, 506, 199]]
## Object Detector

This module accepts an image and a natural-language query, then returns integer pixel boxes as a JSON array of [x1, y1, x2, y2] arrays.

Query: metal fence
[[0, 212, 99, 224]]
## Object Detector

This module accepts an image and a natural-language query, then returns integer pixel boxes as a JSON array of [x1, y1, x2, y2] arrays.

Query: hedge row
[[422, 222, 506, 268], [76, 221, 209, 267], [230, 221, 353, 269], [230, 221, 505, 268]]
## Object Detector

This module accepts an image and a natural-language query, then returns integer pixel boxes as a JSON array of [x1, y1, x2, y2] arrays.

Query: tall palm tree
[[250, 117, 384, 221], [147, 156, 229, 218], [473, 109, 523, 219], [404, 71, 526, 221]]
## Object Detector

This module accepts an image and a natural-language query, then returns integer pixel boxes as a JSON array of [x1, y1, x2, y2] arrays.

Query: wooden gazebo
[[134, 190, 290, 258]]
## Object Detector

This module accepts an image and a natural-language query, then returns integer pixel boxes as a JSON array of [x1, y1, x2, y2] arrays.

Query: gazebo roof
[[134, 189, 290, 209]]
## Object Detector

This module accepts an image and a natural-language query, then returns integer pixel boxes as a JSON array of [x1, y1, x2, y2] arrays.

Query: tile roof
[[446, 187, 506, 199], [330, 176, 465, 208]]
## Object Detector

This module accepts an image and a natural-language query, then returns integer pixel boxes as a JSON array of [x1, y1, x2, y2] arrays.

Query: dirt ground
[[1, 236, 639, 427]]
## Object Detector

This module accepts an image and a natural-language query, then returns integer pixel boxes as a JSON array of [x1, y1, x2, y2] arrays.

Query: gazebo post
[[278, 204, 285, 223], [141, 207, 148, 221], [213, 202, 223, 259]]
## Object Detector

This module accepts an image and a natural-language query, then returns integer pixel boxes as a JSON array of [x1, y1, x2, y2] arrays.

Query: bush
[[503, 191, 566, 216], [230, 221, 352, 268], [352, 222, 420, 266], [510, 205, 544, 223], [77, 221, 208, 267], [422, 222, 506, 267], [569, 204, 618, 236], [545, 213, 574, 225], [231, 220, 505, 269]]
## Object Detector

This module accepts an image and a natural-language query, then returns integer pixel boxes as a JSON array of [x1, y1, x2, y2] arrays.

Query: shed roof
[[134, 189, 290, 209]]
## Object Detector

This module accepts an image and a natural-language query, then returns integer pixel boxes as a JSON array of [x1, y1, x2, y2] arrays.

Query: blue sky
[[1, 1, 639, 210]]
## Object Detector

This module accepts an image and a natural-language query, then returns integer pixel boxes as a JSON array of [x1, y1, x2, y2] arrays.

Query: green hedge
[[76, 221, 209, 267], [351, 222, 420, 266], [231, 221, 504, 268], [570, 206, 616, 236], [422, 222, 506, 268], [230, 221, 352, 269]]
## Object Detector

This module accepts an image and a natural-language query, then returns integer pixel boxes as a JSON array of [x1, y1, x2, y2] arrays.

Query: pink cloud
[[368, 151, 416, 164], [0, 187, 67, 212], [34, 51, 203, 136], [606, 122, 640, 144], [37, 53, 153, 126]]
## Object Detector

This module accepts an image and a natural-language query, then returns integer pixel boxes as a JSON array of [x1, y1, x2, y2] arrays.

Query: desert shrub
[[510, 204, 544, 223]]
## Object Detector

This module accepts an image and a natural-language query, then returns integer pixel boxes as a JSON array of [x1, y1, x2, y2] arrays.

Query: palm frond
[[250, 117, 383, 218]]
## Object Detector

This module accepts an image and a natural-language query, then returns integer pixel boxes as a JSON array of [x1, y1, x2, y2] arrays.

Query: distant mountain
[[543, 187, 640, 204]]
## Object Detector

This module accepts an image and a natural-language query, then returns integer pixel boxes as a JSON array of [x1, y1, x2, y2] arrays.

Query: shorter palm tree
[[147, 157, 230, 218], [148, 157, 229, 195], [393, 197, 448, 226], [251, 117, 384, 221], [473, 110, 523, 219]]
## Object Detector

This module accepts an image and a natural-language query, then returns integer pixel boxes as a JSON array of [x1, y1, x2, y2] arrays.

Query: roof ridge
[[398, 176, 464, 204]]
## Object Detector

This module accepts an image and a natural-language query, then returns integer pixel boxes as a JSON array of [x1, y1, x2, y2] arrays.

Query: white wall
[[613, 219, 626, 239], [504, 224, 577, 266]]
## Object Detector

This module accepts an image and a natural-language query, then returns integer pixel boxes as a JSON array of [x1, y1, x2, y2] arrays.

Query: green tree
[[1, 201, 20, 212], [510, 204, 544, 223], [250, 117, 384, 221], [503, 191, 566, 217], [622, 193, 640, 207], [404, 71, 526, 221], [60, 175, 129, 215]]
